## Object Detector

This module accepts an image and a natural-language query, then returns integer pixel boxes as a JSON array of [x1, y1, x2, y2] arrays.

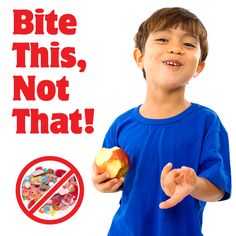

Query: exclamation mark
[[84, 108, 94, 134]]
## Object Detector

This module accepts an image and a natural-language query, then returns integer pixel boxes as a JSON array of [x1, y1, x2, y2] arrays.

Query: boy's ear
[[194, 61, 205, 77], [133, 48, 144, 69]]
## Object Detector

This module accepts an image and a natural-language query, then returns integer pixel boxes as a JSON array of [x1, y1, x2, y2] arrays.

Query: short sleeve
[[198, 130, 231, 200], [102, 123, 118, 149]]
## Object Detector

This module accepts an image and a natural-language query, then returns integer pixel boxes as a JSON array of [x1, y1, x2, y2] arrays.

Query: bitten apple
[[95, 146, 130, 178]]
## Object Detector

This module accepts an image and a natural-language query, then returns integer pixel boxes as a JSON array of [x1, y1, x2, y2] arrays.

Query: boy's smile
[[134, 26, 205, 92], [162, 59, 183, 70]]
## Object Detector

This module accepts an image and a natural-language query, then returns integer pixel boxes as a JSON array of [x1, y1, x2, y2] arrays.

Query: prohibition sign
[[16, 156, 84, 224]]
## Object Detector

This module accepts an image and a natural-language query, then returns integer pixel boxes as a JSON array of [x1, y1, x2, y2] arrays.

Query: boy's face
[[134, 26, 205, 91]]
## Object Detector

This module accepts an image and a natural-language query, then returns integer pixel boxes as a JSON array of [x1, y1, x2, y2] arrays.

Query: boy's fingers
[[99, 177, 124, 193], [159, 191, 186, 209], [160, 162, 172, 186], [174, 173, 184, 184], [109, 177, 124, 192], [161, 163, 173, 176], [92, 172, 110, 185], [92, 160, 125, 192]]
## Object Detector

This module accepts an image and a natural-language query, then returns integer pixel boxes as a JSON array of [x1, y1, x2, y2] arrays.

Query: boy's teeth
[[163, 61, 180, 66]]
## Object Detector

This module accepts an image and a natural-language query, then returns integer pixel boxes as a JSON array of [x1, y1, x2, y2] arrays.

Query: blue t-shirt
[[103, 103, 231, 236]]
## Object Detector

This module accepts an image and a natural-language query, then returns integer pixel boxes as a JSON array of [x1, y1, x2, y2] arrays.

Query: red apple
[[95, 146, 130, 178]]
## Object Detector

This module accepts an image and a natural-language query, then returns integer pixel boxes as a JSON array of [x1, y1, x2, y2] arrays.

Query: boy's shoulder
[[193, 103, 219, 117], [193, 103, 221, 121], [192, 103, 226, 133], [113, 106, 138, 123]]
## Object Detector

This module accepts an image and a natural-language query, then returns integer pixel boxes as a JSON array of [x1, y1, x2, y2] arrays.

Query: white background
[[0, 0, 235, 235]]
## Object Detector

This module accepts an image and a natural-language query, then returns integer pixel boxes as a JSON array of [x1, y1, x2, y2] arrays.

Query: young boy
[[92, 7, 231, 236]]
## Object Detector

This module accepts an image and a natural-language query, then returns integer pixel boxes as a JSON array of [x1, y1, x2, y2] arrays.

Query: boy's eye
[[156, 38, 168, 43], [183, 42, 196, 48]]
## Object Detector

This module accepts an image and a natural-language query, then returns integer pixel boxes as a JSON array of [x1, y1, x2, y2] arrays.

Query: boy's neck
[[140, 88, 191, 119]]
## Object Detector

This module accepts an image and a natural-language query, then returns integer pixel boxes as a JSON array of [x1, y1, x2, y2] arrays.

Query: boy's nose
[[167, 46, 184, 55]]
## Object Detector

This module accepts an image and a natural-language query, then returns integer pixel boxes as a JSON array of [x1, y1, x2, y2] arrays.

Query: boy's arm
[[159, 163, 224, 209], [190, 176, 224, 201]]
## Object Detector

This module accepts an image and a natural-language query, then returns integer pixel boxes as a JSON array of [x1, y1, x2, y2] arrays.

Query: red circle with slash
[[16, 156, 84, 224]]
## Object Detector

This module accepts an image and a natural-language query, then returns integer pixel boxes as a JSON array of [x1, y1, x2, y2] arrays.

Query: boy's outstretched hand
[[159, 162, 197, 209]]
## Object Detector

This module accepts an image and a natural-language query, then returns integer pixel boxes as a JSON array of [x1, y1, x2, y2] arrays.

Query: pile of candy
[[21, 166, 78, 216]]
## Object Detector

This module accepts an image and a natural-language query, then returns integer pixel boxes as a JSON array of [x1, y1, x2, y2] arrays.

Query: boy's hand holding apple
[[92, 147, 130, 193]]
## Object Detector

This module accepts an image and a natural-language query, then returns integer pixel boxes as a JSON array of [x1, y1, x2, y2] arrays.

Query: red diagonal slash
[[29, 169, 74, 214]]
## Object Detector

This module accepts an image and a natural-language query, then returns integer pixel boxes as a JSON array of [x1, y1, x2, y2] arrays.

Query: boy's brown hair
[[134, 7, 208, 63]]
